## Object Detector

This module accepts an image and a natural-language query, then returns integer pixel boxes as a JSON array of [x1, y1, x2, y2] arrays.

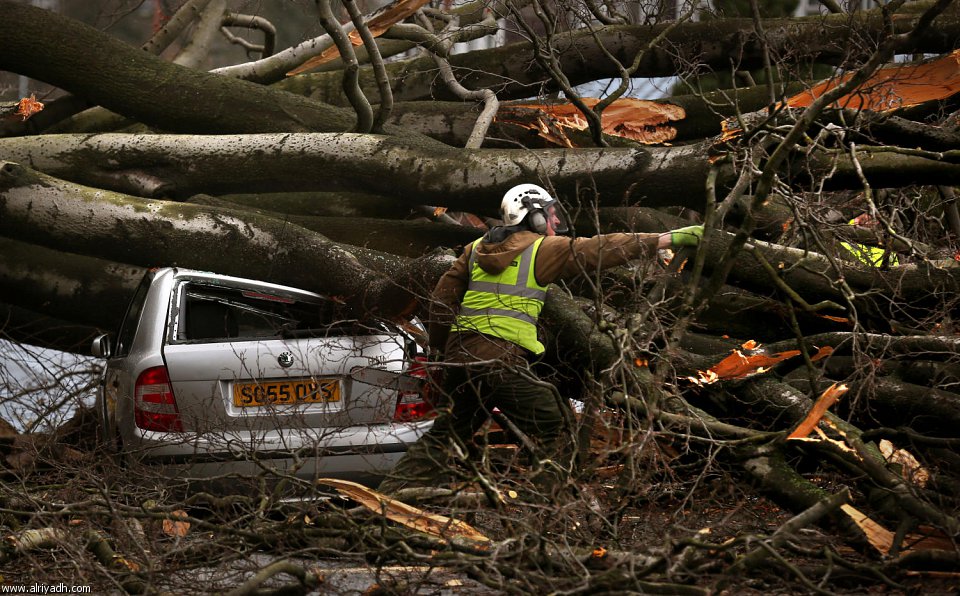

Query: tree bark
[[0, 132, 715, 209], [0, 162, 411, 317], [185, 194, 482, 256], [0, 0, 353, 135], [276, 2, 960, 105], [187, 191, 418, 219], [0, 237, 142, 331], [697, 231, 960, 328]]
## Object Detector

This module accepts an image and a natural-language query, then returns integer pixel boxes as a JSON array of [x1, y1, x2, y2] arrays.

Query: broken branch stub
[[496, 98, 686, 146]]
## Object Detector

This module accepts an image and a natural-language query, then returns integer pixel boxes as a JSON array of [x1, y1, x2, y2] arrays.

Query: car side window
[[114, 272, 153, 357]]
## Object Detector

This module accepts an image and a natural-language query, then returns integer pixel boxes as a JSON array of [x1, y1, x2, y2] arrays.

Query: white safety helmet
[[499, 183, 569, 234]]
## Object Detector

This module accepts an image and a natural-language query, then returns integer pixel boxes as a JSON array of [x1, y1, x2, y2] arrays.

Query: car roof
[[156, 267, 329, 303]]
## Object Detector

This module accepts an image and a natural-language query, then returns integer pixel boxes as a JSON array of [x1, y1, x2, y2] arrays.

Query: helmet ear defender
[[527, 210, 547, 233]]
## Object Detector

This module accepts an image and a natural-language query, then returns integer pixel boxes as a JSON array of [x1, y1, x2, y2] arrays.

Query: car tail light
[[134, 366, 184, 432], [394, 355, 435, 422]]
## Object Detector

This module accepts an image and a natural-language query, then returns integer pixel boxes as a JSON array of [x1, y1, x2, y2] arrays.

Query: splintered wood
[[316, 478, 491, 546], [786, 50, 960, 111], [287, 0, 431, 74], [1, 94, 44, 121], [496, 98, 685, 146]]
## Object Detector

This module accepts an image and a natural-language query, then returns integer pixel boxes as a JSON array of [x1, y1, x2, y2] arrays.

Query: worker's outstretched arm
[[535, 226, 703, 284]]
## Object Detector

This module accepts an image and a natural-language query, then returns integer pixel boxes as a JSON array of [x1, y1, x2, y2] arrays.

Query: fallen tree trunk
[[9, 133, 960, 220], [785, 374, 960, 436], [0, 162, 413, 318], [386, 84, 810, 149], [187, 191, 420, 219], [186, 194, 482, 256], [0, 236, 142, 332], [698, 233, 960, 331], [276, 2, 960, 105], [0, 133, 715, 209], [580, 205, 960, 333], [0, 0, 361, 136]]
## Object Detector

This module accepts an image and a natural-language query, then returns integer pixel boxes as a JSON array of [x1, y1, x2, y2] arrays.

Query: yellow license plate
[[233, 378, 341, 407]]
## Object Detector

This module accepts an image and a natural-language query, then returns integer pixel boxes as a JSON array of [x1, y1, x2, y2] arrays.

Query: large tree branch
[[0, 132, 714, 209], [277, 2, 960, 105], [7, 132, 960, 215], [211, 0, 498, 84], [0, 162, 413, 318], [0, 0, 355, 135], [0, 236, 143, 333]]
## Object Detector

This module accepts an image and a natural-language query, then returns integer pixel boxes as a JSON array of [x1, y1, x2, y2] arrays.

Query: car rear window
[[175, 283, 390, 342]]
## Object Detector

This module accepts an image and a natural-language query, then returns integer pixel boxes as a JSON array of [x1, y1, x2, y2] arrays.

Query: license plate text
[[233, 378, 341, 407]]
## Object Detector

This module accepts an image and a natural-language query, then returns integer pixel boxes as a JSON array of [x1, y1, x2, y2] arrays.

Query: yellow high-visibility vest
[[840, 220, 899, 267], [452, 237, 548, 354]]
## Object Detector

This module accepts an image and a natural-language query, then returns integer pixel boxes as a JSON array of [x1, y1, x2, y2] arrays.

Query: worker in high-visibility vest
[[840, 214, 899, 268], [379, 183, 703, 497]]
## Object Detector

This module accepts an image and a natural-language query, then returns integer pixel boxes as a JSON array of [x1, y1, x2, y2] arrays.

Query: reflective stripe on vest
[[452, 237, 548, 354]]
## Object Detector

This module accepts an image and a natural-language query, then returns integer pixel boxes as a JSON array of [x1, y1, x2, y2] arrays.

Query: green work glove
[[669, 225, 704, 247]]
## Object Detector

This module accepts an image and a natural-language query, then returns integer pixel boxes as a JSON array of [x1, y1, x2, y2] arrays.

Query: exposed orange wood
[[787, 382, 847, 439], [879, 439, 930, 487], [496, 98, 685, 146], [787, 50, 960, 111], [810, 345, 834, 362], [841, 504, 895, 555], [2, 94, 44, 121], [317, 478, 492, 545], [687, 347, 802, 385], [161, 510, 191, 538], [287, 0, 431, 75], [721, 52, 960, 142], [709, 348, 801, 379]]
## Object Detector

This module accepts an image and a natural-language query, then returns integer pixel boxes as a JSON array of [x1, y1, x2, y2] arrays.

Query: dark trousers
[[379, 363, 569, 494]]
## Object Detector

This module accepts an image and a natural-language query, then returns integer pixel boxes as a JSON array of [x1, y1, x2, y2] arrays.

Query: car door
[[98, 270, 154, 441]]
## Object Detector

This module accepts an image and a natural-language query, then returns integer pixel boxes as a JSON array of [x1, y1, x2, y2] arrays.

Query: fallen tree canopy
[[1, 0, 960, 593]]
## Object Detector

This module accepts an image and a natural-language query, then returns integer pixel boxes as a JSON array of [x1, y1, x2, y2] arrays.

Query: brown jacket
[[429, 230, 662, 363]]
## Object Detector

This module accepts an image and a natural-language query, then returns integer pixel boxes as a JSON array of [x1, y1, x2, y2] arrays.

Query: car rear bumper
[[123, 420, 432, 490]]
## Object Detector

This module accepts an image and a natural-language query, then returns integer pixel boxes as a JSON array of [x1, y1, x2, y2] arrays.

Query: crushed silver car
[[92, 267, 434, 494]]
